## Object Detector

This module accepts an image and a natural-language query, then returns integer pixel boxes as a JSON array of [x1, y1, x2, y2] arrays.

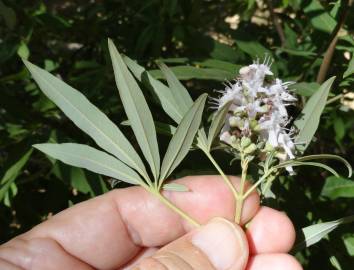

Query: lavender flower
[[214, 59, 297, 167]]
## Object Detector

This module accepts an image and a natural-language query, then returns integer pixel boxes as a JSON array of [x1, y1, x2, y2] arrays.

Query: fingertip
[[247, 254, 303, 270], [246, 207, 296, 254], [170, 175, 260, 227]]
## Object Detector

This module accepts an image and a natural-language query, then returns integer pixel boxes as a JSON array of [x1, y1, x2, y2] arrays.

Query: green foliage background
[[1, 0, 354, 268]]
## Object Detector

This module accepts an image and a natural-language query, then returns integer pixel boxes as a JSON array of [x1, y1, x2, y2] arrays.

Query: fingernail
[[192, 218, 248, 270]]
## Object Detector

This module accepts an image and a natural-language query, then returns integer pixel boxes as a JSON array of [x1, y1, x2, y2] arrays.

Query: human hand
[[0, 176, 302, 270]]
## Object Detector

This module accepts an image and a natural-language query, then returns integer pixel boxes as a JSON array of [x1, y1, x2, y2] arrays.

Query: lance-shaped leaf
[[123, 55, 183, 123], [157, 62, 193, 114], [343, 56, 354, 78], [294, 215, 354, 252], [207, 101, 232, 150], [108, 39, 160, 180], [321, 176, 354, 199], [163, 183, 190, 192], [34, 143, 143, 185], [159, 94, 207, 183], [275, 161, 339, 177], [295, 154, 352, 177], [0, 149, 33, 202], [23, 60, 148, 179], [294, 77, 335, 152]]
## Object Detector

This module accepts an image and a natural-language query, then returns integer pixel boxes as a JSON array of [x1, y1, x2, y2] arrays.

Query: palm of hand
[[0, 176, 302, 270]]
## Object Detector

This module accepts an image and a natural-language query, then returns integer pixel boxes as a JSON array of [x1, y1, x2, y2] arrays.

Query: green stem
[[204, 150, 240, 201], [326, 93, 344, 105], [151, 189, 201, 227], [242, 169, 274, 199], [235, 157, 249, 224], [140, 179, 200, 227]]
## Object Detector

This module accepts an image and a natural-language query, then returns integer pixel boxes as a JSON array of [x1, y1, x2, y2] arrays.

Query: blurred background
[[0, 0, 353, 268]]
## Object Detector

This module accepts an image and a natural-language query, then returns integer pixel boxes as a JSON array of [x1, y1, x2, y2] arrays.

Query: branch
[[316, 0, 351, 83], [267, 0, 286, 47]]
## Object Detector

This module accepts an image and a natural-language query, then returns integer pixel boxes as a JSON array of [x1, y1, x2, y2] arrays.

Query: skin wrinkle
[[0, 237, 93, 270], [0, 258, 24, 270], [154, 251, 195, 270], [112, 195, 143, 247], [0, 243, 33, 269]]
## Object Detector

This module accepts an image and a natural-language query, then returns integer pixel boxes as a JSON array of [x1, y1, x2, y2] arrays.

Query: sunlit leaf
[[23, 60, 148, 179], [108, 39, 160, 180], [159, 94, 207, 182], [207, 101, 232, 150], [157, 62, 193, 114], [123, 55, 183, 123], [34, 143, 143, 185], [294, 77, 335, 152], [294, 215, 354, 251]]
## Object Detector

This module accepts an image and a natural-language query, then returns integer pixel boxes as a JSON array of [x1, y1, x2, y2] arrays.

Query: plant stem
[[266, 0, 286, 47], [151, 189, 201, 227], [235, 157, 249, 224], [141, 180, 200, 227], [326, 93, 344, 105], [203, 150, 240, 201], [242, 169, 274, 199]]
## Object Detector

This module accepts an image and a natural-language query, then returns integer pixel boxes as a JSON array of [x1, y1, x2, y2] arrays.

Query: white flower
[[215, 58, 297, 165]]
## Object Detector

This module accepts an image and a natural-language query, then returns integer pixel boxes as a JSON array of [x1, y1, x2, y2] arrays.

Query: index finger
[[14, 175, 260, 269]]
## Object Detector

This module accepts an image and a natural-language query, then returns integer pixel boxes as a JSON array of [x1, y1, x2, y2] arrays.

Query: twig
[[267, 0, 286, 47], [301, 0, 350, 81], [316, 35, 339, 83]]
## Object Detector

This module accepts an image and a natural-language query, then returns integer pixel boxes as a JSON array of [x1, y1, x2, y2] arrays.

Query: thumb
[[136, 218, 249, 270]]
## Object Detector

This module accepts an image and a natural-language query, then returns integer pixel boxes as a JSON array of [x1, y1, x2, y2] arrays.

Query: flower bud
[[229, 116, 243, 128], [264, 142, 274, 152], [244, 143, 257, 154], [250, 119, 260, 132], [240, 137, 252, 148]]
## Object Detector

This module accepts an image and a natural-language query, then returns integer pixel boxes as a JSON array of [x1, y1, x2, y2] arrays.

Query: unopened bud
[[264, 142, 274, 152], [229, 116, 243, 128], [244, 143, 257, 154], [240, 137, 252, 148], [258, 105, 269, 113], [250, 119, 260, 132]]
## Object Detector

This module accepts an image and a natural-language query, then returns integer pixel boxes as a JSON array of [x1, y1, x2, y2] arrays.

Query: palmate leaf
[[207, 101, 232, 150], [123, 55, 183, 123], [108, 39, 160, 180], [23, 60, 149, 180], [294, 77, 335, 152], [157, 62, 193, 114], [294, 215, 354, 252], [159, 94, 207, 183], [123, 55, 210, 150], [34, 143, 143, 185]]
